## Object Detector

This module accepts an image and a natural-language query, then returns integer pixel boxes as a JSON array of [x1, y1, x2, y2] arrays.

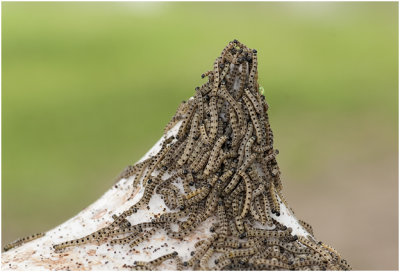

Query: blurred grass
[[2, 2, 397, 269]]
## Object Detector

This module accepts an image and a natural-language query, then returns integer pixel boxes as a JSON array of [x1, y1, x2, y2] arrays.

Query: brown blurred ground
[[279, 113, 398, 270]]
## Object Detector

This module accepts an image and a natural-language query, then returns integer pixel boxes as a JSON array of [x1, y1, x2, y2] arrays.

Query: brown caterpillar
[[244, 88, 261, 114], [199, 246, 214, 270], [237, 62, 248, 100], [185, 185, 211, 206], [177, 113, 200, 166], [248, 51, 258, 89], [187, 234, 218, 267], [297, 236, 333, 262], [176, 100, 196, 140], [251, 258, 290, 270], [217, 200, 229, 239], [267, 182, 281, 216], [204, 135, 227, 175], [147, 251, 178, 267], [199, 123, 211, 145], [237, 123, 253, 166], [110, 231, 142, 245], [211, 57, 221, 96], [222, 173, 241, 195], [242, 95, 263, 144], [213, 258, 232, 270], [208, 96, 219, 142], [4, 232, 45, 252], [254, 196, 267, 225], [298, 219, 314, 236], [238, 171, 253, 219], [130, 228, 157, 248], [220, 63, 230, 81], [191, 150, 211, 173], [229, 107, 240, 147]]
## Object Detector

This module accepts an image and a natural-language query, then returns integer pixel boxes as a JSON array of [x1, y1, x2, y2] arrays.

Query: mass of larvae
[[52, 40, 351, 271]]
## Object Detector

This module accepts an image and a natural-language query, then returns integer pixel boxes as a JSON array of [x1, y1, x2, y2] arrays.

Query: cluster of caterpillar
[[52, 40, 350, 270]]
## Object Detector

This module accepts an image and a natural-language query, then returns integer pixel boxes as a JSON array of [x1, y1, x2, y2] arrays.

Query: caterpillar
[[110, 231, 142, 245], [237, 123, 253, 166], [148, 251, 178, 267], [298, 219, 314, 236], [244, 88, 261, 114], [248, 51, 258, 89], [177, 113, 200, 166], [267, 182, 281, 216], [297, 236, 333, 262], [208, 96, 219, 142], [130, 228, 157, 248], [204, 135, 227, 175], [242, 95, 264, 144], [199, 246, 214, 270], [238, 171, 253, 219], [4, 232, 45, 252]]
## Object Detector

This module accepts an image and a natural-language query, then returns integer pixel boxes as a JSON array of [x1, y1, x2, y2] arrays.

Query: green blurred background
[[2, 2, 397, 270]]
